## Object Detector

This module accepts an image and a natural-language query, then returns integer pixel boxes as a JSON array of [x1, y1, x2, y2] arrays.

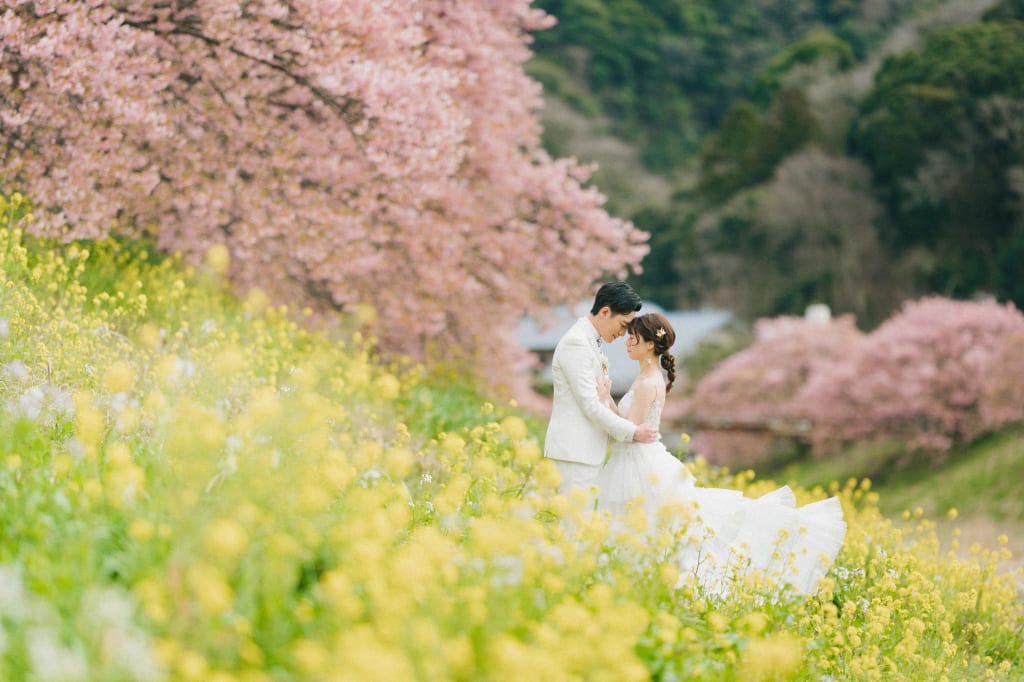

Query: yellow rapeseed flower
[[186, 563, 234, 616], [374, 373, 401, 401], [74, 391, 106, 449], [51, 453, 74, 477], [177, 650, 210, 681], [128, 518, 155, 542], [82, 479, 103, 503], [247, 387, 281, 424], [104, 360, 135, 394], [532, 459, 561, 490], [319, 570, 363, 619], [104, 461, 145, 507], [739, 612, 770, 636], [106, 441, 132, 467], [297, 483, 331, 515], [707, 612, 730, 633], [353, 440, 384, 469], [352, 301, 377, 327], [133, 578, 170, 623], [738, 633, 803, 681], [440, 433, 466, 457], [514, 440, 541, 466], [214, 346, 248, 377], [203, 518, 250, 564], [138, 323, 162, 351], [500, 415, 529, 441], [442, 636, 475, 678], [206, 244, 231, 276], [625, 502, 649, 534], [291, 639, 330, 676], [385, 446, 414, 479], [243, 287, 269, 314]]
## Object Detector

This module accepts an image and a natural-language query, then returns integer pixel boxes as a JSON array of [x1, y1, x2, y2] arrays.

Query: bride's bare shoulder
[[632, 374, 663, 399], [638, 373, 667, 400]]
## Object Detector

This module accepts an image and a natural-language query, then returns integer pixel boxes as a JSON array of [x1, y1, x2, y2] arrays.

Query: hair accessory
[[655, 327, 666, 339]]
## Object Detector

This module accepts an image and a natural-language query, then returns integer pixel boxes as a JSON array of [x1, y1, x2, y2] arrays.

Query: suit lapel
[[575, 318, 602, 376]]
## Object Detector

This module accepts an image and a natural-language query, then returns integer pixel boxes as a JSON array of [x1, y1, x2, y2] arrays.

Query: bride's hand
[[597, 377, 612, 403]]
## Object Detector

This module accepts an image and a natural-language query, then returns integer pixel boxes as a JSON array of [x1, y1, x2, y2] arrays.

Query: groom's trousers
[[552, 459, 601, 498]]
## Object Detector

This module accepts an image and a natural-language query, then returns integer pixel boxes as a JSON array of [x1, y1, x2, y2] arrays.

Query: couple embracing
[[543, 282, 846, 596]]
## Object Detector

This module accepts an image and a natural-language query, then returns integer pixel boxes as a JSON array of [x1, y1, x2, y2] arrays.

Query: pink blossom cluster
[[0, 1, 648, 397], [687, 314, 866, 467], [979, 329, 1024, 428], [690, 297, 1024, 467], [798, 297, 1024, 455]]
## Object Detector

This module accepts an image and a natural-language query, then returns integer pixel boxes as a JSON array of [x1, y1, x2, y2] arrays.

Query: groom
[[544, 281, 658, 494]]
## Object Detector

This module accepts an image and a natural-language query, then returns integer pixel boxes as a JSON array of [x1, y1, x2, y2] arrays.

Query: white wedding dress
[[595, 389, 847, 596]]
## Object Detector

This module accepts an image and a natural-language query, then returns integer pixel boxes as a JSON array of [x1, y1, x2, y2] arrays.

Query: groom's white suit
[[544, 317, 639, 491]]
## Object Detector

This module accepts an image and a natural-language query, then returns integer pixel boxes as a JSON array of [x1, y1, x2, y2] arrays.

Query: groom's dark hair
[[590, 281, 642, 316]]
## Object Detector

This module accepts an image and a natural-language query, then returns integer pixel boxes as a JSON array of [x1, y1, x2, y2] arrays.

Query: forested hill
[[530, 0, 1024, 329], [530, 0, 925, 172]]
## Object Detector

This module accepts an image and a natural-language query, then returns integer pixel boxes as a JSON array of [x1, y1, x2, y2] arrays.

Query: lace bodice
[[618, 389, 663, 429]]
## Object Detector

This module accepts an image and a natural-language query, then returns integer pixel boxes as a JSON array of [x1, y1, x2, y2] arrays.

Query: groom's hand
[[633, 423, 658, 443]]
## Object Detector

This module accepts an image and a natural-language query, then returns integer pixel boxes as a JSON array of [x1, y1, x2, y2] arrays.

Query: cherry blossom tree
[[0, 0, 647, 395], [687, 314, 865, 467], [796, 297, 1024, 457]]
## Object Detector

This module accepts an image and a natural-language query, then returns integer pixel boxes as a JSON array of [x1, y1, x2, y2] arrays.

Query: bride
[[594, 313, 846, 596]]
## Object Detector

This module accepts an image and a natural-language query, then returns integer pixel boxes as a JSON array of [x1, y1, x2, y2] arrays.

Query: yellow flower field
[[0, 193, 1021, 680]]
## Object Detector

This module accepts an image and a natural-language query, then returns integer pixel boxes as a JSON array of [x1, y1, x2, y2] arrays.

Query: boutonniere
[[600, 354, 609, 377]]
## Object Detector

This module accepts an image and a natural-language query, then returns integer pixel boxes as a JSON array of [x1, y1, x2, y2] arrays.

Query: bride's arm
[[623, 381, 658, 426]]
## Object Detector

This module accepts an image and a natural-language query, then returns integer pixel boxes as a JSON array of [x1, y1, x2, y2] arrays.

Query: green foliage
[[533, 0, 1024, 325], [752, 31, 857, 104], [524, 57, 602, 118], [625, 204, 684, 303], [531, 0, 920, 171], [983, 0, 1024, 22], [851, 21, 1024, 305], [697, 89, 821, 204], [853, 22, 1024, 189]]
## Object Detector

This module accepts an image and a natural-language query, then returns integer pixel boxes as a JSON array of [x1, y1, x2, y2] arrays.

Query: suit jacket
[[544, 317, 637, 466]]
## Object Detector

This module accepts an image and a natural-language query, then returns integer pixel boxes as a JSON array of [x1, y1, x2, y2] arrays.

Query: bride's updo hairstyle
[[628, 313, 677, 392]]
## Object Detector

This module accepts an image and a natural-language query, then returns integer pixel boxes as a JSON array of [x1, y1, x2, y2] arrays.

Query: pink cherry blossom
[[689, 297, 1024, 466], [796, 297, 1024, 457], [686, 314, 865, 467], [0, 0, 647, 399]]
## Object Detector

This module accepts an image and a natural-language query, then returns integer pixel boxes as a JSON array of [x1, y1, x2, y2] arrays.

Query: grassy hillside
[[775, 428, 1024, 522], [775, 427, 1024, 579], [0, 194, 1022, 680]]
